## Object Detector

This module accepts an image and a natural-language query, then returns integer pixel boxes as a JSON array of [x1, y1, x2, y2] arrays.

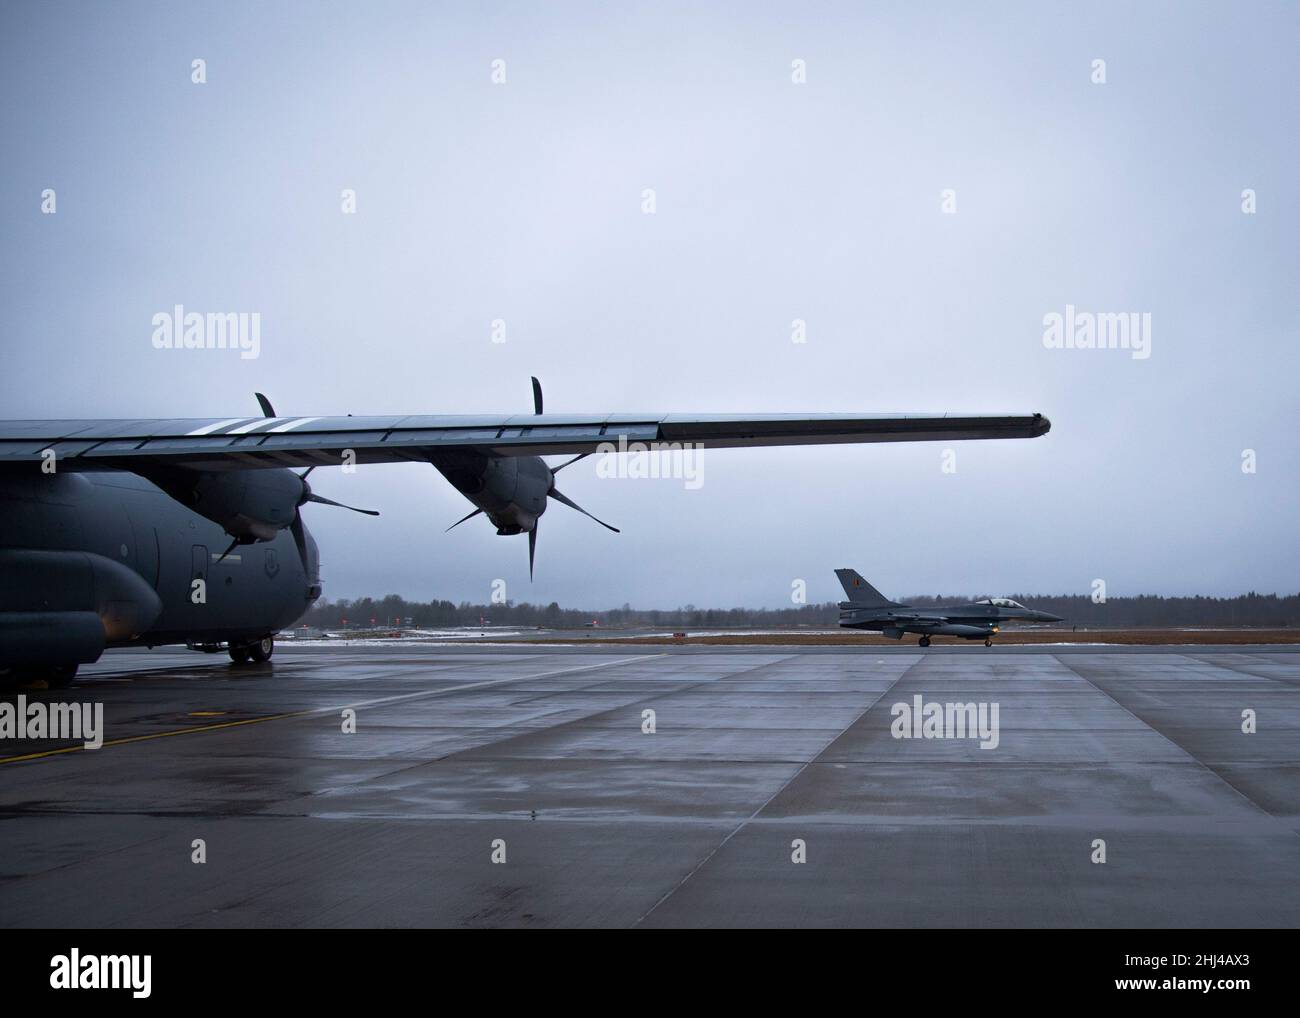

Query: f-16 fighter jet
[[836, 568, 1062, 647]]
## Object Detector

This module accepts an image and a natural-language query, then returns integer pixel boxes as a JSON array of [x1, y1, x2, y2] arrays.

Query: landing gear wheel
[[919, 636, 931, 648], [248, 636, 274, 663], [984, 638, 993, 647], [228, 645, 250, 664]]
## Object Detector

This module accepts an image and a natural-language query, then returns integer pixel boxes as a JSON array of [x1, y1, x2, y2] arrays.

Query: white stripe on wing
[[186, 418, 255, 436], [269, 417, 322, 433], [228, 417, 288, 434]]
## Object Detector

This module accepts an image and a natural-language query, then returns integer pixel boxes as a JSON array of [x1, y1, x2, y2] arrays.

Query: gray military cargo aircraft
[[835, 568, 1062, 646], [0, 381, 1049, 684]]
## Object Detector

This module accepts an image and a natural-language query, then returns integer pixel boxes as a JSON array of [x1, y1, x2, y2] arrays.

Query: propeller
[[520, 481, 618, 581], [529, 379, 617, 578], [250, 394, 379, 576], [446, 507, 484, 532], [289, 513, 309, 576], [443, 379, 619, 581], [550, 453, 587, 473], [546, 485, 619, 533], [289, 475, 378, 579], [301, 489, 379, 515]]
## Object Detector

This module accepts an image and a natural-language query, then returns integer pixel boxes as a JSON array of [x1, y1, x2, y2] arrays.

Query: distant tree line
[[301, 591, 1300, 629]]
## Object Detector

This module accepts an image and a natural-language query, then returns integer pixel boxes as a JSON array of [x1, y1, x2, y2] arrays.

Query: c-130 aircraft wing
[[0, 408, 1050, 472]]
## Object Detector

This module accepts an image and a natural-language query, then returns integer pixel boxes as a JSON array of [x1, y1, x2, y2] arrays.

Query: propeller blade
[[531, 376, 543, 415], [255, 392, 276, 418], [528, 525, 537, 581], [299, 466, 315, 480], [305, 493, 379, 516], [548, 488, 620, 533], [216, 537, 241, 562], [550, 453, 587, 474], [290, 511, 310, 574], [446, 507, 484, 532]]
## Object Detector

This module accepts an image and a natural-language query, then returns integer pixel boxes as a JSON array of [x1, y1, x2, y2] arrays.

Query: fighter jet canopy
[[977, 598, 1027, 609]]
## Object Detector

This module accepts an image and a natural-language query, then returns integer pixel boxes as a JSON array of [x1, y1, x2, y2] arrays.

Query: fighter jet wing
[[0, 411, 1049, 472]]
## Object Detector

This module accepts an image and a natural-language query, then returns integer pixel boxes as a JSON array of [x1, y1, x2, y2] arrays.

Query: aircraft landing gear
[[984, 637, 993, 647], [918, 636, 931, 648], [229, 636, 273, 664]]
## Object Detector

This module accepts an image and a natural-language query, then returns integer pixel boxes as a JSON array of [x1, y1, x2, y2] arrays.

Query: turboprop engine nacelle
[[434, 454, 552, 534], [145, 467, 306, 541], [432, 379, 620, 580]]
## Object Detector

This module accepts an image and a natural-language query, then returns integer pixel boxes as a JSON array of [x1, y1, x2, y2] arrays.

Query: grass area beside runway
[[515, 628, 1300, 647]]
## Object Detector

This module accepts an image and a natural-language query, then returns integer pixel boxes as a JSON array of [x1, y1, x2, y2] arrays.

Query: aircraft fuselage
[[0, 471, 319, 672]]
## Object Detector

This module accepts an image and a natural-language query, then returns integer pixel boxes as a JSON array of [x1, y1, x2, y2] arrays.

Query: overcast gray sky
[[1, 1, 1295, 608]]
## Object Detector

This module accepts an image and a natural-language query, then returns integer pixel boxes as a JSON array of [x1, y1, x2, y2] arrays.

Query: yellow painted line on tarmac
[[0, 654, 663, 767], [0, 710, 310, 765]]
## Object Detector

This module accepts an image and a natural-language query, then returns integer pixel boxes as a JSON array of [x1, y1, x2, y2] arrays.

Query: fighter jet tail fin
[[834, 568, 898, 607]]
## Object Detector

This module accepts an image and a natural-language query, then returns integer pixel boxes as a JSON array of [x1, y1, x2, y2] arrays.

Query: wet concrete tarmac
[[2, 644, 1298, 927]]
